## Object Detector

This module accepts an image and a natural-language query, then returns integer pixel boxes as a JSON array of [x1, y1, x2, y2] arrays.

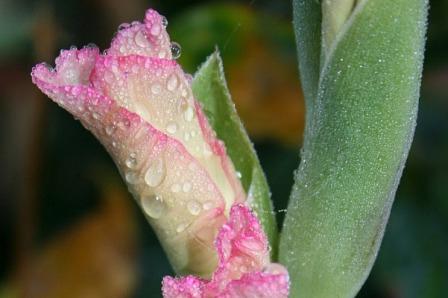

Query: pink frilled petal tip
[[31, 8, 244, 278], [162, 204, 290, 298]]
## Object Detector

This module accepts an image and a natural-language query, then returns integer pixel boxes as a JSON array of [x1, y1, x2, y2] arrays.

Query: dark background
[[0, 0, 447, 297]]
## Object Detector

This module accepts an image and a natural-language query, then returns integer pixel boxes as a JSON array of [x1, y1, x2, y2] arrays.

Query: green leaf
[[280, 0, 428, 297], [192, 50, 278, 258]]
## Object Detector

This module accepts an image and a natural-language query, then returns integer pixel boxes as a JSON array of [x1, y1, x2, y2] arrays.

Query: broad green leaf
[[192, 50, 278, 258], [280, 0, 428, 297]]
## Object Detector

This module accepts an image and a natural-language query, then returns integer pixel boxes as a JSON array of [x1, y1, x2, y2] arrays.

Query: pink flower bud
[[31, 9, 289, 296], [31, 9, 244, 277]]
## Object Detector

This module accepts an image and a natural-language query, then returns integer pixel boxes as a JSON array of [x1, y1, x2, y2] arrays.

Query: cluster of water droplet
[[62, 13, 236, 234], [120, 147, 219, 234], [113, 13, 181, 61]]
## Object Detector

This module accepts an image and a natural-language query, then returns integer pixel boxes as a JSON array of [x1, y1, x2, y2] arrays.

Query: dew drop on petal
[[85, 43, 97, 49], [141, 194, 166, 219], [182, 182, 192, 193], [144, 158, 165, 187], [158, 50, 167, 59], [187, 200, 201, 216], [161, 16, 168, 28], [41, 62, 54, 72], [176, 223, 188, 233], [203, 147, 212, 157], [151, 84, 162, 95], [134, 31, 148, 48], [166, 122, 178, 134], [125, 171, 139, 184], [171, 184, 181, 193], [105, 124, 115, 136], [203, 200, 214, 210], [150, 24, 161, 36], [183, 106, 194, 122], [181, 87, 188, 97], [118, 23, 130, 31], [184, 74, 193, 85], [170, 42, 181, 59], [166, 73, 179, 91], [125, 152, 138, 168]]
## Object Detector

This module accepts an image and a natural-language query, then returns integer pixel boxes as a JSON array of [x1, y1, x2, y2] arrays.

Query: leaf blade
[[192, 50, 278, 258]]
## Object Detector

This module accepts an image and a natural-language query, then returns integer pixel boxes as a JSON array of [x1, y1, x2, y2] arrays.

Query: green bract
[[192, 50, 278, 258], [280, 0, 428, 297]]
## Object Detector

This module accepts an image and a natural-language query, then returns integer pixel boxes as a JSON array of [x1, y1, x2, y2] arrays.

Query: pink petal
[[209, 204, 270, 292], [162, 276, 205, 298], [90, 54, 244, 213], [221, 271, 289, 298], [107, 9, 172, 59], [163, 204, 289, 298], [31, 47, 99, 86]]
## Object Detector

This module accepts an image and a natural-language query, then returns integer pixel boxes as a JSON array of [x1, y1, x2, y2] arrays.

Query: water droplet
[[141, 194, 166, 219], [134, 31, 148, 48], [151, 84, 162, 94], [203, 146, 212, 157], [85, 43, 97, 49], [170, 42, 181, 59], [184, 74, 193, 84], [171, 183, 181, 193], [176, 223, 188, 233], [166, 73, 179, 91], [182, 182, 192, 193], [105, 125, 115, 136], [41, 62, 54, 72], [125, 153, 138, 168], [118, 23, 130, 31], [92, 112, 100, 120], [203, 201, 214, 210], [166, 122, 177, 134], [187, 200, 201, 215], [158, 51, 167, 59], [207, 183, 214, 191], [161, 16, 168, 28], [125, 171, 139, 184], [236, 171, 242, 179], [183, 106, 194, 122], [144, 158, 165, 187], [150, 24, 161, 36]]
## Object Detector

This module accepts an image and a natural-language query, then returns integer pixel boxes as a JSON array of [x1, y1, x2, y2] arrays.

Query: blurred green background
[[0, 0, 447, 297]]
